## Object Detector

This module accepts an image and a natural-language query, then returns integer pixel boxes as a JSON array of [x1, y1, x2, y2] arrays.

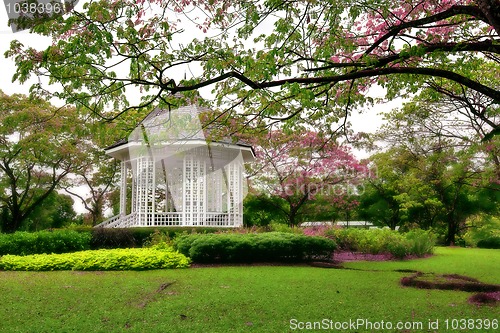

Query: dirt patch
[[401, 272, 500, 306], [308, 261, 345, 269], [468, 292, 500, 306], [334, 251, 395, 262], [401, 272, 500, 293], [135, 281, 176, 308]]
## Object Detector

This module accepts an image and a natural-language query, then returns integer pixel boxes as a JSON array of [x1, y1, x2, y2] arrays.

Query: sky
[[0, 4, 402, 214]]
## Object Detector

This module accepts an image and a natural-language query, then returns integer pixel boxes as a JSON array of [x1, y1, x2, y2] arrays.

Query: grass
[[0, 247, 498, 333]]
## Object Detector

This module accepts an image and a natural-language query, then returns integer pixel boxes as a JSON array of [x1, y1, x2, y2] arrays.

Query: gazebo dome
[[96, 104, 255, 228]]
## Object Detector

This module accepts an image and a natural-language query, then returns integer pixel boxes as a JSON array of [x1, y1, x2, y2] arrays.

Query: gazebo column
[[135, 156, 155, 226], [207, 170, 223, 213], [119, 161, 127, 216], [226, 161, 242, 226], [182, 156, 206, 226]]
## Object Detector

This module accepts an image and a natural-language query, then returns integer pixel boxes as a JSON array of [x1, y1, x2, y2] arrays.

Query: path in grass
[[0, 247, 498, 333]]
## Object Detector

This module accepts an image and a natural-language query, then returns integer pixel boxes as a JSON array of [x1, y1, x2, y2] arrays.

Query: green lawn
[[0, 247, 498, 333]]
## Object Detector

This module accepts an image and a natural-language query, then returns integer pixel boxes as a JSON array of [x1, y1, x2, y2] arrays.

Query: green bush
[[267, 223, 304, 234], [323, 228, 435, 258], [477, 237, 500, 249], [462, 215, 500, 247], [90, 228, 139, 249], [0, 230, 91, 256], [89, 227, 230, 249], [0, 246, 191, 271], [405, 229, 436, 256], [174, 232, 336, 263]]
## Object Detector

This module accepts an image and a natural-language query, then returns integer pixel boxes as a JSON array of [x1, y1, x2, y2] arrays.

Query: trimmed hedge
[[173, 232, 336, 263], [0, 227, 233, 256], [477, 237, 500, 249], [0, 246, 191, 271], [89, 227, 232, 249], [0, 230, 91, 256]]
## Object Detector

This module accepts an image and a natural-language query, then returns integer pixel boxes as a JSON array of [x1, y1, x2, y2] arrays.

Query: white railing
[[94, 213, 138, 228], [95, 212, 242, 228], [94, 214, 122, 228]]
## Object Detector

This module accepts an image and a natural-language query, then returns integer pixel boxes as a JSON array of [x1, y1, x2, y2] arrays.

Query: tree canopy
[[0, 91, 90, 232], [248, 129, 366, 226], [5, 0, 499, 137]]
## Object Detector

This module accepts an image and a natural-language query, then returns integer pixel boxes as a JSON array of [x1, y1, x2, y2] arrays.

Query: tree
[[63, 108, 138, 226], [24, 192, 77, 231], [6, 0, 499, 138], [64, 151, 119, 226], [380, 87, 500, 179], [362, 133, 499, 243], [0, 91, 89, 232], [249, 129, 366, 226], [358, 150, 409, 230]]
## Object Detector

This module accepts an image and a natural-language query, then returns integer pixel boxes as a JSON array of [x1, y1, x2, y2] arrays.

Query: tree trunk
[[2, 217, 22, 233], [446, 217, 459, 246]]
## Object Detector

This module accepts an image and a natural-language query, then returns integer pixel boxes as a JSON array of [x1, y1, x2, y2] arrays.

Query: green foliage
[[173, 232, 336, 263], [90, 228, 143, 249], [23, 192, 77, 231], [477, 237, 500, 249], [0, 230, 91, 256], [243, 194, 287, 227], [405, 229, 437, 256], [89, 227, 227, 249], [0, 91, 92, 233], [359, 146, 499, 244], [142, 229, 173, 247], [267, 223, 303, 234], [324, 228, 435, 259], [0, 247, 190, 271], [462, 215, 500, 247]]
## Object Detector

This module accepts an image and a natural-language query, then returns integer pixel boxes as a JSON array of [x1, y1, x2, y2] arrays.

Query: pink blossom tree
[[248, 130, 367, 226], [6, 1, 498, 139]]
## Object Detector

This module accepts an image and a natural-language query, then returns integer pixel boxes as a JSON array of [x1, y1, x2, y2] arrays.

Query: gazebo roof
[[105, 104, 255, 162]]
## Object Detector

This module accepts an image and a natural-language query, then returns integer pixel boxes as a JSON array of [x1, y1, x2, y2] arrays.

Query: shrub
[[322, 228, 435, 258], [462, 215, 500, 247], [89, 227, 229, 249], [0, 247, 190, 271], [405, 229, 436, 256], [90, 228, 138, 249], [0, 230, 91, 256], [267, 223, 303, 234], [477, 237, 500, 249], [173, 232, 336, 263]]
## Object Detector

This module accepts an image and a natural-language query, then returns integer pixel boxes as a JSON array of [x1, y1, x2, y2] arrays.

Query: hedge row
[[0, 230, 91, 256], [86, 227, 229, 249], [477, 237, 500, 249], [0, 246, 191, 271], [173, 232, 336, 263], [0, 227, 231, 256]]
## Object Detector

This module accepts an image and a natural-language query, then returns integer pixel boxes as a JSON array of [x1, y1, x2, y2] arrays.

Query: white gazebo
[[96, 104, 255, 228]]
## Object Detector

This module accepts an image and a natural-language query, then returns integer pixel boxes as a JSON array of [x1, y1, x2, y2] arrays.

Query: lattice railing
[[95, 212, 241, 228], [94, 213, 138, 228]]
